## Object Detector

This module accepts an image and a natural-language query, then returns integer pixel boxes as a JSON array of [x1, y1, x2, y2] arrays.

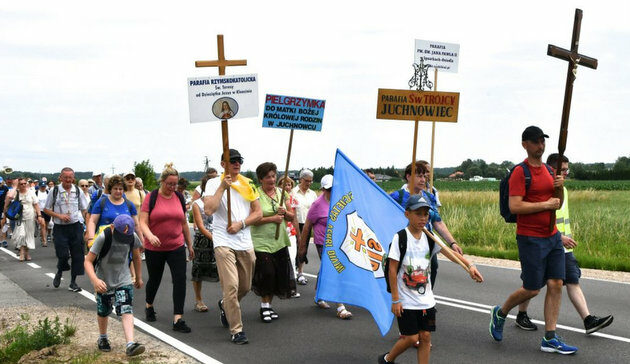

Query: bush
[[0, 316, 76, 363]]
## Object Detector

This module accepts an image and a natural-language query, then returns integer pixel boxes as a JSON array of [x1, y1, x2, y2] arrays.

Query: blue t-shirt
[[91, 196, 137, 230], [389, 189, 441, 230]]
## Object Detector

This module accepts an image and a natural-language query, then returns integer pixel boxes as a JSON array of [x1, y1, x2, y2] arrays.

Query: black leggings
[[145, 245, 187, 315]]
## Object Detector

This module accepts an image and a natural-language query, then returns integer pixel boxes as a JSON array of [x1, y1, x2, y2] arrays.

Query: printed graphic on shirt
[[340, 211, 385, 278]]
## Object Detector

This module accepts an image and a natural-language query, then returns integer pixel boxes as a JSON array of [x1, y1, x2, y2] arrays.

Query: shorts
[[96, 284, 134, 317], [397, 307, 436, 335], [517, 232, 565, 290], [41, 212, 51, 225], [564, 252, 581, 285]]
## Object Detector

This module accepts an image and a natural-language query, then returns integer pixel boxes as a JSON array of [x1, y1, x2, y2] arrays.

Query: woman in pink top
[[139, 163, 194, 333]]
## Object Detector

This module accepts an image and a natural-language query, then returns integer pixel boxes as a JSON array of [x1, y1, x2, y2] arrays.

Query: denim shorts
[[564, 252, 581, 285], [517, 232, 565, 290], [96, 284, 134, 317]]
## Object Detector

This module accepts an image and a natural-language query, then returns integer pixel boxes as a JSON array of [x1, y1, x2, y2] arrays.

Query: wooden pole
[[275, 129, 294, 239], [221, 120, 232, 227], [429, 68, 438, 191], [410, 120, 419, 195], [422, 227, 470, 273]]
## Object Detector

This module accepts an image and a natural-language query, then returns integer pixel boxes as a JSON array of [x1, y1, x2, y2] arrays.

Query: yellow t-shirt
[[125, 188, 146, 212]]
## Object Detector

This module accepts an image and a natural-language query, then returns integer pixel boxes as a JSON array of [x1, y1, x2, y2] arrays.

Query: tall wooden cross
[[195, 34, 247, 227], [547, 8, 597, 230]]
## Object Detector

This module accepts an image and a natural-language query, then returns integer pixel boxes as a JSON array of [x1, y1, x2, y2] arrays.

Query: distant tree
[[134, 159, 158, 191], [242, 170, 256, 183], [613, 156, 630, 172]]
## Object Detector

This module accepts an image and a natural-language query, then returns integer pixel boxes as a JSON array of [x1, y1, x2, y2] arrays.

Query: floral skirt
[[191, 232, 219, 282]]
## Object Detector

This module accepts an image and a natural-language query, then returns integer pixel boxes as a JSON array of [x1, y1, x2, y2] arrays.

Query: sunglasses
[[80, 184, 89, 187], [229, 157, 244, 164], [124, 175, 135, 180]]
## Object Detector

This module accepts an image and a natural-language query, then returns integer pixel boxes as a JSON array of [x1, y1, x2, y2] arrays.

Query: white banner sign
[[414, 39, 460, 73], [187, 74, 259, 123]]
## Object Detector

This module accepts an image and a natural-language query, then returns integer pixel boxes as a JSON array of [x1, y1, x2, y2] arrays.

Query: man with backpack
[[43, 167, 88, 292], [490, 126, 577, 354]]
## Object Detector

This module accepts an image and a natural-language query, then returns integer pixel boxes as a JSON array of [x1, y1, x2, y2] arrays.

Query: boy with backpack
[[379, 195, 483, 364], [84, 214, 145, 357]]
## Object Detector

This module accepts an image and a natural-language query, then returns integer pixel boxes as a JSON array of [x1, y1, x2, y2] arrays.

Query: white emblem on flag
[[340, 211, 385, 278]]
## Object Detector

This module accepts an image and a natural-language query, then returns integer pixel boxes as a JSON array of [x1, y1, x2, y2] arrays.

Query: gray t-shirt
[[90, 231, 142, 291]]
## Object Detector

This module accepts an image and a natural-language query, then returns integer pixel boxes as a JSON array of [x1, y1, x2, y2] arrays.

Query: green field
[[437, 190, 630, 272], [378, 179, 630, 192]]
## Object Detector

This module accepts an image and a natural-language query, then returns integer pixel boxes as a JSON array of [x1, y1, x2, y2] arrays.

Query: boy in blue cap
[[84, 214, 145, 357], [379, 195, 483, 364]]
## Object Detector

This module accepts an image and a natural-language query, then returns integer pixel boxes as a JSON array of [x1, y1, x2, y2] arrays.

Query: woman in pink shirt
[[139, 164, 194, 333]]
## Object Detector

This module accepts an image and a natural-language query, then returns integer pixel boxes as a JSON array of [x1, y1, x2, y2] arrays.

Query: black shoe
[[145, 306, 156, 322], [126, 342, 145, 357], [97, 337, 111, 352], [515, 312, 537, 331], [260, 308, 272, 323], [231, 331, 248, 345], [173, 318, 191, 333], [68, 282, 82, 292], [218, 300, 229, 328], [378, 352, 395, 364], [52, 272, 62, 288], [584, 315, 614, 334]]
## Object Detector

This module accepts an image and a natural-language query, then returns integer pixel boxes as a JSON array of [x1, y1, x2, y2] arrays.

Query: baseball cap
[[123, 171, 136, 178], [92, 171, 104, 177], [405, 194, 431, 211], [39, 181, 47, 188], [112, 215, 135, 244], [320, 174, 333, 189], [221, 149, 243, 163], [522, 126, 549, 142]]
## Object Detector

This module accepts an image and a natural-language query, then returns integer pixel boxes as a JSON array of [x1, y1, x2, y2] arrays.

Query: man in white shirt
[[204, 149, 261, 345]]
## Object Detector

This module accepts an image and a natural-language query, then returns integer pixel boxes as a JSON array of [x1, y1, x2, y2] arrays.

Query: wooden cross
[[547, 8, 597, 230], [195, 34, 247, 228]]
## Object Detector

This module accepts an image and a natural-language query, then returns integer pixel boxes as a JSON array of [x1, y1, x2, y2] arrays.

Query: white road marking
[[27, 262, 41, 268], [304, 273, 630, 343], [0, 247, 19, 259]]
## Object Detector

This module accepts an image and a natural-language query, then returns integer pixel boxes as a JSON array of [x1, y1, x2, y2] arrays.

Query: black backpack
[[148, 189, 187, 215], [51, 185, 81, 212], [382, 229, 436, 293], [499, 162, 554, 223], [93, 226, 134, 269]]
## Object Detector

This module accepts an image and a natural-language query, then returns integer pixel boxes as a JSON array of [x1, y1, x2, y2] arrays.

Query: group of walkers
[[1, 128, 616, 361]]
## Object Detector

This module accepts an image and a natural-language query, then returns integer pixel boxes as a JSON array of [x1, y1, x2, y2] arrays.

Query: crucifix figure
[[547, 8, 598, 230], [195, 34, 247, 227]]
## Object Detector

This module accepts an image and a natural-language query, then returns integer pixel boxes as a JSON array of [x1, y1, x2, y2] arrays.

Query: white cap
[[320, 174, 333, 189], [123, 171, 136, 178]]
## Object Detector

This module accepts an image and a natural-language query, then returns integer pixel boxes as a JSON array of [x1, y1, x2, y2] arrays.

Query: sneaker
[[231, 331, 248, 345], [218, 300, 229, 328], [516, 312, 538, 331], [1, 240, 7, 248], [68, 282, 82, 292], [584, 315, 613, 334], [52, 272, 62, 288], [297, 273, 308, 285], [290, 291, 301, 298], [145, 306, 156, 322], [97, 337, 111, 352], [540, 335, 578, 354], [173, 318, 191, 333], [378, 352, 395, 364], [489, 305, 506, 341], [126, 342, 145, 357]]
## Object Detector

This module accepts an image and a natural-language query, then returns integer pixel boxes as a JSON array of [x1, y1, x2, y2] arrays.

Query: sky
[[1, 1, 629, 175]]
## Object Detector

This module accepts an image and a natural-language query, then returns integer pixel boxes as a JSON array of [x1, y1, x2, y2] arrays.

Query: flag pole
[[275, 129, 294, 239], [422, 227, 470, 273]]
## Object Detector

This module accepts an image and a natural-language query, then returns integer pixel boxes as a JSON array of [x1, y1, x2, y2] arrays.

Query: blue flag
[[315, 149, 408, 336]]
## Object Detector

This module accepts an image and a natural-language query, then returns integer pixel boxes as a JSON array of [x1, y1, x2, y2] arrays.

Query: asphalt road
[[1, 240, 628, 364]]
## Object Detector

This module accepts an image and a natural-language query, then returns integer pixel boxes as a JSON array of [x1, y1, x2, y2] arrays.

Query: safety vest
[[556, 186, 573, 253]]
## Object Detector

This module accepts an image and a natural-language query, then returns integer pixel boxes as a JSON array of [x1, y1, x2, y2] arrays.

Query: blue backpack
[[6, 191, 23, 221]]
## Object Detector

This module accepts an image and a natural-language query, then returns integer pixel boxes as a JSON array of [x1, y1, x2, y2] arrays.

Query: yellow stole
[[220, 174, 259, 202]]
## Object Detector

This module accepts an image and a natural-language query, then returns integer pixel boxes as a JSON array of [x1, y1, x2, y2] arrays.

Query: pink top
[[141, 191, 185, 251], [306, 194, 329, 246]]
